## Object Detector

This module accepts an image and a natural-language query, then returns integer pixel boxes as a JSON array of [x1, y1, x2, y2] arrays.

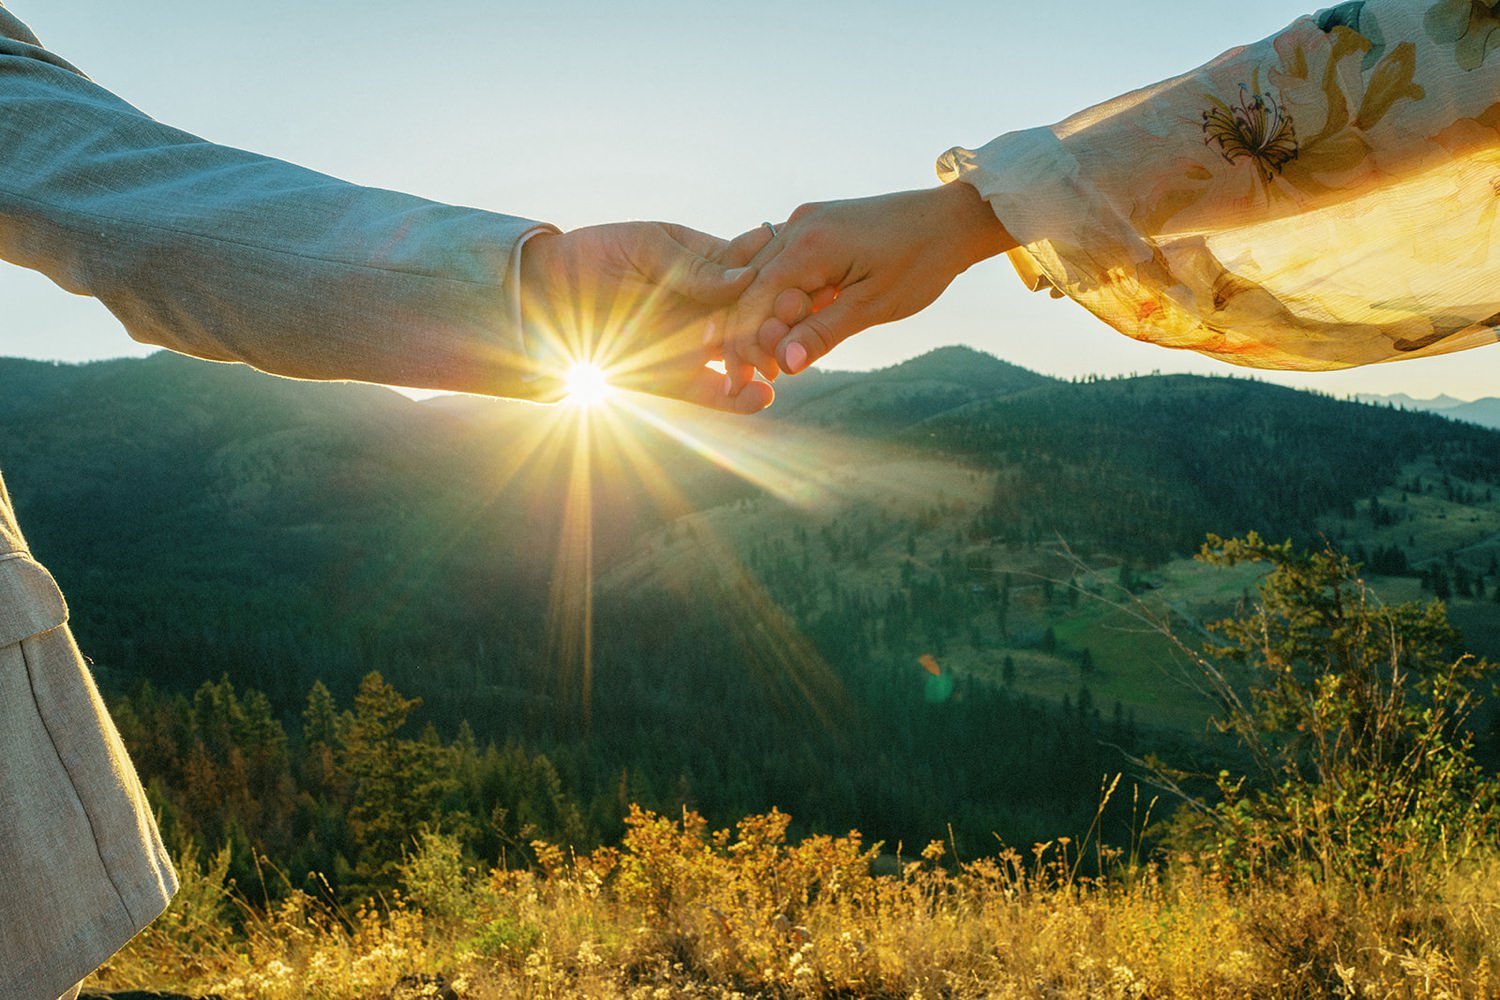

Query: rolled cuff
[[937, 127, 1147, 302], [510, 225, 568, 403]]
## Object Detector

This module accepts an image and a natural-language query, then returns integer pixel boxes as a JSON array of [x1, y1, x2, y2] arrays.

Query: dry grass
[[86, 806, 1500, 999]]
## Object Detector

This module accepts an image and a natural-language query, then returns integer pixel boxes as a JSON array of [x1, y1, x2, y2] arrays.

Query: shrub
[[1164, 534, 1500, 891]]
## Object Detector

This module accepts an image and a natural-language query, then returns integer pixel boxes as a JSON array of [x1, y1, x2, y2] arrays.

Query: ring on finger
[[762, 221, 778, 238]]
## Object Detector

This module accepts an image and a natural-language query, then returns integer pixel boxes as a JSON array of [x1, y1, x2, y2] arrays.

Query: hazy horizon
[[8, 345, 1493, 407]]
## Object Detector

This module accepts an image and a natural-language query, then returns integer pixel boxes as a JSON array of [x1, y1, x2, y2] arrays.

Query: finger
[[773, 288, 812, 327], [719, 231, 796, 358], [756, 317, 791, 360], [641, 225, 758, 307], [723, 253, 790, 392], [777, 294, 872, 374], [619, 358, 774, 413], [725, 306, 785, 388], [700, 227, 779, 352], [722, 277, 783, 386], [810, 285, 839, 312], [732, 379, 776, 414], [658, 366, 774, 413], [722, 355, 761, 395], [659, 222, 731, 262], [722, 252, 835, 386], [717, 224, 776, 267], [740, 334, 781, 383]]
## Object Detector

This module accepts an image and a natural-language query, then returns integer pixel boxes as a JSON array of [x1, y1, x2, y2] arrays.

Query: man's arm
[[0, 6, 556, 398]]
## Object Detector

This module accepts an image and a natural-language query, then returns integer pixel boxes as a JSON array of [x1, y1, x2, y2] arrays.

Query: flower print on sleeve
[[1426, 0, 1500, 70], [1202, 84, 1300, 183]]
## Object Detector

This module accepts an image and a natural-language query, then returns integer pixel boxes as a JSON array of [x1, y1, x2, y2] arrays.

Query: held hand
[[520, 221, 775, 412], [720, 184, 1016, 390]]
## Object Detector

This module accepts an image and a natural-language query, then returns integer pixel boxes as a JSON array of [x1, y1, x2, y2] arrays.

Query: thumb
[[777, 295, 872, 374], [640, 225, 756, 307]]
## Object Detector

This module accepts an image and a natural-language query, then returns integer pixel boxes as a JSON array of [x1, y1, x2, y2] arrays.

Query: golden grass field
[[89, 803, 1500, 1000]]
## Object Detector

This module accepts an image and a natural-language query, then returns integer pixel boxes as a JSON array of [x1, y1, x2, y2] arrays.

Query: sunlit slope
[[597, 370, 1500, 732]]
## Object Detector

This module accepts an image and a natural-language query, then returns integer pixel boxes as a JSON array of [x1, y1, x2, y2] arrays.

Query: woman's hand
[[719, 183, 1016, 391]]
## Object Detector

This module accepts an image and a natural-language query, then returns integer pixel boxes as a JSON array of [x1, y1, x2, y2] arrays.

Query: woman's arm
[[723, 185, 1015, 384], [725, 0, 1500, 383]]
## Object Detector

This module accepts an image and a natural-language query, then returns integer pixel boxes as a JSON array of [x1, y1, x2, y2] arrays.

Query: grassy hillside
[[88, 534, 1500, 998]]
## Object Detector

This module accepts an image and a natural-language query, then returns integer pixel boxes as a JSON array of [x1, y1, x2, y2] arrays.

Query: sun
[[562, 362, 614, 408]]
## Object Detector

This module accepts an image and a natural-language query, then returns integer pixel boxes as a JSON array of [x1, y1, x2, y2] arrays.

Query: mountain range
[[4, 347, 1499, 847], [1358, 391, 1500, 430], [5, 346, 1498, 649]]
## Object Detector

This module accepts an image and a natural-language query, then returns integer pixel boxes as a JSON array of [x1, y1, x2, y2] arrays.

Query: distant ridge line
[[1356, 392, 1500, 431]]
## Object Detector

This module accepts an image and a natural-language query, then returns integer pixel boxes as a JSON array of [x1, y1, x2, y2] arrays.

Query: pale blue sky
[[3, 0, 1496, 400]]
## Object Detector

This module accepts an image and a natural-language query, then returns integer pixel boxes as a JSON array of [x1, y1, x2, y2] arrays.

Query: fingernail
[[702, 320, 717, 345], [723, 375, 735, 396], [724, 267, 751, 283], [785, 342, 809, 374]]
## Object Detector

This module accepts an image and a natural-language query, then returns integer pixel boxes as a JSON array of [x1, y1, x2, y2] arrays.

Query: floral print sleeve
[[937, 1, 1500, 370]]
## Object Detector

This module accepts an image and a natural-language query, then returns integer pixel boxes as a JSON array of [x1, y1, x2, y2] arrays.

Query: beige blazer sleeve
[[0, 4, 559, 399]]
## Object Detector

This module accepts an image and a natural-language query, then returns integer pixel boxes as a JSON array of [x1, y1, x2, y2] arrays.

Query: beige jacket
[[0, 478, 176, 1000], [0, 4, 554, 996]]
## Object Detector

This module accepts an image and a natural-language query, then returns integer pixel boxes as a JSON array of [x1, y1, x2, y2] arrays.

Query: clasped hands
[[519, 182, 1015, 412]]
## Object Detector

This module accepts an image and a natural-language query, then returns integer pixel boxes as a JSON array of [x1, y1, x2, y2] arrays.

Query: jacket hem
[[0, 876, 176, 1000]]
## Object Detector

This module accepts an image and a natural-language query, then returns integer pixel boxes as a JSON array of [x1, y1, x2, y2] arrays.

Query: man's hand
[[719, 184, 1016, 391], [519, 221, 774, 413]]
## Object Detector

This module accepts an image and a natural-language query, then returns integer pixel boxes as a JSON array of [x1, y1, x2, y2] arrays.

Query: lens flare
[[563, 362, 614, 408], [447, 275, 870, 740]]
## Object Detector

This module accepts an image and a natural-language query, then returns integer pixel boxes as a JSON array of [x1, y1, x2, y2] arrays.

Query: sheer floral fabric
[[940, 0, 1500, 371]]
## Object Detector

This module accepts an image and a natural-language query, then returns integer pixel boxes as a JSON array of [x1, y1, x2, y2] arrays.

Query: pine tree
[[300, 679, 348, 798], [302, 680, 344, 749], [341, 672, 457, 886]]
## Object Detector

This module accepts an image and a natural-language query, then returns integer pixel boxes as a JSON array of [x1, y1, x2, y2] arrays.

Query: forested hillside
[[3, 349, 1499, 892], [934, 375, 1500, 563]]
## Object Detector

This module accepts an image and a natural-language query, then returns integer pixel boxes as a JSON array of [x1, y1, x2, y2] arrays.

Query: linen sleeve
[[0, 6, 561, 399], [937, 0, 1500, 371]]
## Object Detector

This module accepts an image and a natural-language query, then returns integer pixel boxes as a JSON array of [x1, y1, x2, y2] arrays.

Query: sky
[[3, 0, 1496, 401]]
